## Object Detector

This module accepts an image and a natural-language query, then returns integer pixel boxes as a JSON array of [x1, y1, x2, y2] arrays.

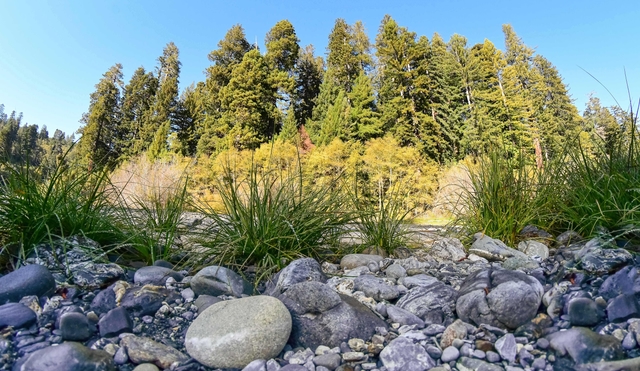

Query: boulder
[[120, 285, 179, 317], [440, 319, 468, 348], [278, 281, 386, 349], [468, 234, 527, 261], [598, 266, 640, 301], [0, 303, 37, 329], [190, 265, 252, 298], [185, 295, 291, 369], [134, 266, 183, 286], [194, 294, 222, 314], [16, 342, 115, 371], [264, 258, 327, 296], [456, 268, 543, 329], [121, 334, 189, 369], [340, 254, 383, 270], [59, 312, 95, 341], [429, 238, 466, 262], [386, 305, 425, 328], [379, 336, 435, 371], [0, 264, 56, 304], [99, 306, 133, 338], [575, 238, 633, 275], [547, 327, 624, 365], [353, 274, 399, 301], [396, 279, 457, 325], [607, 293, 640, 323], [568, 297, 602, 326], [517, 240, 549, 260]]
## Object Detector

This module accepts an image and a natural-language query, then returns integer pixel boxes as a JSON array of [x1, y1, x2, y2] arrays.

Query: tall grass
[[193, 158, 353, 283]]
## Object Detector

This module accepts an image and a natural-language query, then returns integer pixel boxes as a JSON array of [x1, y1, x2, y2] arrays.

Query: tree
[[293, 45, 324, 127], [77, 64, 124, 169], [326, 19, 372, 93], [583, 95, 621, 153], [120, 66, 158, 158], [347, 70, 381, 141], [149, 42, 181, 159]]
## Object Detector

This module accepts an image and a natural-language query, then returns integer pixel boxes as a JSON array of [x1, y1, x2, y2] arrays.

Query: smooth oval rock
[[0, 264, 56, 304], [340, 254, 383, 270], [0, 302, 37, 329], [121, 334, 189, 369], [16, 342, 115, 371], [60, 312, 94, 341], [185, 295, 291, 369], [190, 265, 252, 298], [547, 327, 624, 365], [264, 258, 327, 296], [134, 266, 183, 286]]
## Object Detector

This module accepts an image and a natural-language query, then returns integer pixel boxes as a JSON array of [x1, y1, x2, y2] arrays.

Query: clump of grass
[[194, 159, 353, 282], [450, 149, 560, 247], [0, 151, 122, 268]]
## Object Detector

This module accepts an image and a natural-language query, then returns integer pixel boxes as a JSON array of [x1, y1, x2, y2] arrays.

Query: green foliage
[[194, 159, 353, 282]]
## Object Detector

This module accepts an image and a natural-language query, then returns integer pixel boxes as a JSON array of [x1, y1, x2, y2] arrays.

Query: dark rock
[[265, 258, 327, 296], [0, 264, 55, 304], [607, 293, 640, 322], [353, 274, 399, 301], [121, 334, 189, 369], [190, 265, 252, 298], [0, 303, 37, 329], [278, 281, 386, 349], [379, 336, 435, 371], [598, 266, 640, 301], [59, 312, 94, 341], [457, 268, 543, 329], [556, 230, 582, 246], [313, 353, 342, 370], [576, 239, 633, 275], [520, 225, 553, 242], [120, 285, 179, 317], [90, 284, 117, 316], [547, 327, 624, 365], [134, 266, 184, 286], [16, 341, 115, 371], [70, 262, 124, 290], [193, 294, 222, 314], [153, 260, 173, 269], [99, 306, 132, 338], [568, 298, 602, 326], [396, 279, 457, 324], [386, 305, 425, 328], [514, 313, 553, 340]]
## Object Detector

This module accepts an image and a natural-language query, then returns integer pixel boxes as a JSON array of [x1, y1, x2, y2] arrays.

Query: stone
[[622, 332, 637, 350], [440, 319, 468, 348], [396, 279, 457, 324], [456, 357, 504, 371], [441, 346, 460, 362], [386, 305, 425, 328], [575, 239, 633, 275], [456, 268, 544, 329], [469, 234, 528, 261], [194, 294, 222, 314], [503, 255, 540, 271], [185, 295, 291, 369], [279, 366, 307, 371], [574, 357, 640, 371], [99, 306, 132, 338], [242, 359, 267, 371], [607, 294, 640, 322], [353, 274, 399, 301], [90, 284, 117, 315], [313, 353, 342, 369], [70, 262, 124, 290], [399, 274, 439, 289], [120, 285, 179, 317], [379, 336, 435, 371], [547, 327, 624, 364], [264, 258, 327, 296], [486, 351, 501, 363], [385, 264, 407, 280], [121, 334, 189, 369], [598, 266, 640, 301], [190, 265, 252, 298], [340, 254, 383, 270], [0, 303, 37, 329], [0, 264, 56, 304], [16, 342, 115, 371], [568, 297, 602, 326], [134, 266, 183, 286], [495, 333, 517, 363], [556, 230, 582, 246], [133, 364, 160, 371], [519, 225, 553, 241], [517, 240, 550, 260], [59, 312, 94, 341], [429, 237, 467, 262], [278, 281, 386, 349]]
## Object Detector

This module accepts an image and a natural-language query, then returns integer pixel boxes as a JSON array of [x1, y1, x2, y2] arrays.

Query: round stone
[[441, 346, 460, 363], [185, 295, 292, 369]]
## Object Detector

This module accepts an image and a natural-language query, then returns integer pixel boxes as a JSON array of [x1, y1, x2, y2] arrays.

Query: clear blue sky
[[1, 0, 638, 136]]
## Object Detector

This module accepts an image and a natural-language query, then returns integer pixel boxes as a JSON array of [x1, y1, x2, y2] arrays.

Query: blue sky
[[1, 0, 638, 136]]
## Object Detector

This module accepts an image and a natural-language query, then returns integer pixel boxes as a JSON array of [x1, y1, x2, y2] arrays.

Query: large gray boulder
[[278, 280, 387, 349], [456, 268, 543, 329], [468, 234, 528, 261], [429, 237, 467, 262], [185, 295, 291, 369], [353, 274, 400, 301], [547, 327, 624, 365], [190, 265, 252, 298], [575, 238, 633, 275], [16, 342, 115, 371], [0, 264, 56, 304], [379, 336, 435, 371], [396, 279, 457, 325], [264, 258, 327, 296]]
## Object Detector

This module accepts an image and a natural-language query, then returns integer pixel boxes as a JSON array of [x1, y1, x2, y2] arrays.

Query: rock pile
[[1, 227, 640, 371]]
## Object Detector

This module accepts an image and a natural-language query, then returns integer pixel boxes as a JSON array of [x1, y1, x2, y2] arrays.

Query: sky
[[1, 0, 639, 136]]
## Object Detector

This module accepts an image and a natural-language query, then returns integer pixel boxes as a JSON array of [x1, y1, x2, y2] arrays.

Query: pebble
[[441, 346, 460, 362]]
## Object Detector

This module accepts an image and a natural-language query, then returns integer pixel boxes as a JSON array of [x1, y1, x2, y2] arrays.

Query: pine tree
[[77, 64, 124, 170], [293, 45, 324, 127], [584, 95, 621, 153], [149, 42, 181, 159], [120, 66, 158, 158], [347, 70, 381, 141], [318, 89, 350, 145], [278, 108, 299, 143]]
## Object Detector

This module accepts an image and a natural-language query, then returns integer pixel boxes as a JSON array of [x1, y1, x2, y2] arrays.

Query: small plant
[[194, 157, 353, 283]]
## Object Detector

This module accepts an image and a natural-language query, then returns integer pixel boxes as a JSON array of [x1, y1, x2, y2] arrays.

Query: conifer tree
[[347, 70, 381, 141], [293, 45, 324, 127], [149, 42, 181, 159], [318, 89, 350, 145], [120, 66, 158, 158]]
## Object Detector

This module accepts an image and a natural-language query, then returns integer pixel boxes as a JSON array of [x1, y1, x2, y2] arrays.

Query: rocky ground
[[1, 226, 640, 371]]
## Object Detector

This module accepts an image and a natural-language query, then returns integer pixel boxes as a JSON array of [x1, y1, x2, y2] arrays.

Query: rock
[[185, 295, 291, 369], [278, 281, 386, 349], [0, 264, 56, 304], [313, 353, 341, 370], [575, 239, 633, 275], [607, 293, 640, 322], [429, 238, 467, 262], [486, 351, 501, 363], [121, 334, 189, 369], [399, 274, 439, 289], [385, 264, 407, 279], [440, 319, 468, 348], [264, 258, 327, 296], [99, 306, 132, 338], [353, 274, 399, 301], [396, 279, 457, 324], [520, 225, 553, 241], [495, 333, 517, 363], [503, 255, 540, 271], [133, 364, 160, 371], [622, 332, 637, 350], [59, 312, 94, 341], [242, 359, 267, 371], [340, 254, 383, 270], [279, 366, 307, 371], [134, 266, 183, 286], [16, 342, 115, 371], [456, 357, 504, 371], [514, 313, 553, 340], [599, 266, 640, 301], [456, 268, 544, 329], [469, 234, 528, 261], [0, 303, 37, 329], [574, 357, 640, 371], [379, 336, 435, 371], [194, 294, 222, 314], [90, 284, 117, 315], [567, 297, 601, 326], [70, 262, 124, 290], [441, 346, 460, 362], [547, 327, 624, 364], [517, 240, 550, 260], [386, 305, 425, 328], [556, 230, 582, 246], [120, 285, 179, 317], [190, 265, 252, 298]]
